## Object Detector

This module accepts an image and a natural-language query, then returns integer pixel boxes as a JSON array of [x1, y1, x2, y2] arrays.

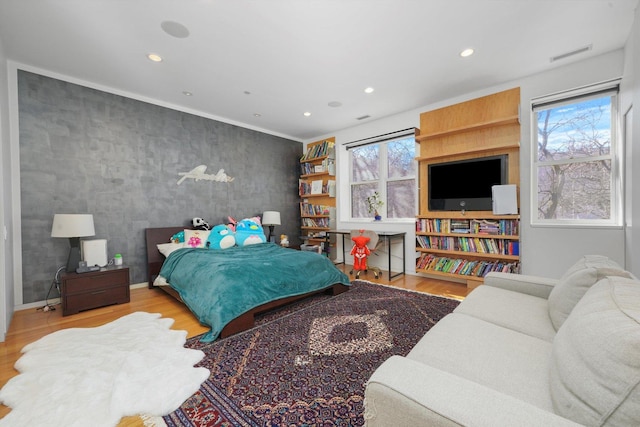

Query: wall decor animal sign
[[177, 165, 234, 185]]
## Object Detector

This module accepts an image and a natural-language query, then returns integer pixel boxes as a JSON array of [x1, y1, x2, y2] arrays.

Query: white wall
[[0, 35, 14, 341], [312, 48, 632, 280]]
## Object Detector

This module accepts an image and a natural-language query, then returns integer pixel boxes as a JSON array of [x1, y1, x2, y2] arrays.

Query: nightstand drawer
[[61, 267, 130, 316], [64, 269, 129, 294], [63, 285, 130, 315]]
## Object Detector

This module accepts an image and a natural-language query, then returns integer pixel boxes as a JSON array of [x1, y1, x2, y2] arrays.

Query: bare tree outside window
[[350, 136, 416, 219], [387, 138, 416, 218], [534, 93, 617, 222]]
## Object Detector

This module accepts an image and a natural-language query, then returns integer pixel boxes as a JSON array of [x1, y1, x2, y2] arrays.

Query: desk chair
[[349, 229, 382, 279]]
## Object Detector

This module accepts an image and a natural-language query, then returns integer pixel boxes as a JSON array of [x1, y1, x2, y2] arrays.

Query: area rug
[[160, 281, 460, 427], [0, 312, 210, 427]]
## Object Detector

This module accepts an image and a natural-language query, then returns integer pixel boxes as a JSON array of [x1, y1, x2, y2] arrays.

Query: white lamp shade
[[51, 214, 96, 238], [262, 211, 281, 226]]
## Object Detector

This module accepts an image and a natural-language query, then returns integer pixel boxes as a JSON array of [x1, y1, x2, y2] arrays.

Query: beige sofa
[[364, 255, 640, 426]]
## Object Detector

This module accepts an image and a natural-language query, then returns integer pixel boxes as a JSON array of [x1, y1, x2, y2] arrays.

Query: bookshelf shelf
[[299, 193, 331, 198], [299, 138, 337, 257], [415, 215, 521, 287], [416, 247, 520, 261], [417, 231, 520, 240], [415, 115, 519, 142]]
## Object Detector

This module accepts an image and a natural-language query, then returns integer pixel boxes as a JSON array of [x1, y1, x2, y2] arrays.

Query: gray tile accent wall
[[18, 71, 302, 303]]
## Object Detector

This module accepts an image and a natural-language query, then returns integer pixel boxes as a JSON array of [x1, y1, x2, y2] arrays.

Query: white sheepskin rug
[[0, 312, 209, 427]]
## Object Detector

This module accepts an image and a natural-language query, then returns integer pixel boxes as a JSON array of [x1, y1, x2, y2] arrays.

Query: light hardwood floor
[[0, 264, 469, 425]]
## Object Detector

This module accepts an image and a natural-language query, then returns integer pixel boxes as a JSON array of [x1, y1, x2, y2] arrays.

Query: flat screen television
[[428, 155, 508, 211]]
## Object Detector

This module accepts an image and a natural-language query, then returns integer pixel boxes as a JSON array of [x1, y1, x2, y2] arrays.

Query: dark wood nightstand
[[60, 266, 130, 316]]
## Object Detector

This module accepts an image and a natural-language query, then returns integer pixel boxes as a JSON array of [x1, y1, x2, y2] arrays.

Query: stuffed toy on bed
[[192, 217, 211, 231], [235, 218, 266, 246], [206, 224, 236, 249], [170, 230, 185, 243]]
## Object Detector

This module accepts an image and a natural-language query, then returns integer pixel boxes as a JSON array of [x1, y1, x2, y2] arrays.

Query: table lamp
[[51, 214, 96, 272], [262, 211, 281, 243]]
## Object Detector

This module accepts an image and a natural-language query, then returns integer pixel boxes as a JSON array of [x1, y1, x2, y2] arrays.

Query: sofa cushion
[[548, 255, 631, 330], [454, 285, 556, 341], [550, 276, 640, 426], [407, 313, 554, 411]]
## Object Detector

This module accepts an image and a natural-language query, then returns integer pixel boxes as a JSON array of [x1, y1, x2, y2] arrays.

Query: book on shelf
[[310, 180, 323, 195], [300, 140, 335, 161], [327, 180, 336, 197]]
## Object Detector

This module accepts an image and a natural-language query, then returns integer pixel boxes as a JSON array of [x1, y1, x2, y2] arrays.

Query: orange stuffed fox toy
[[350, 231, 371, 272]]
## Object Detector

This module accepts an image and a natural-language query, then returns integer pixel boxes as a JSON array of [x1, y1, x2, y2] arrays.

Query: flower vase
[[374, 211, 382, 221]]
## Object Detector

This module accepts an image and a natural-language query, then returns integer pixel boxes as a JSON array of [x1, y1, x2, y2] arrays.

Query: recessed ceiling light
[[460, 48, 474, 58], [303, 112, 312, 117], [147, 53, 163, 62], [254, 113, 262, 117], [364, 87, 375, 94], [160, 21, 190, 39], [328, 101, 342, 108], [182, 91, 193, 96]]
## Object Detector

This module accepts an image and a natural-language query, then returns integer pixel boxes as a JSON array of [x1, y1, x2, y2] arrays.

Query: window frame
[[530, 81, 623, 228], [348, 135, 417, 222]]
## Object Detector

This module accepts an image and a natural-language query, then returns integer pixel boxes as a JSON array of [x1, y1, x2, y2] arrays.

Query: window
[[532, 82, 621, 226], [350, 135, 416, 220]]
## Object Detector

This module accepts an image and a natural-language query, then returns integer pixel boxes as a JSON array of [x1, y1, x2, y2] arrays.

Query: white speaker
[[492, 184, 518, 215], [82, 239, 108, 267]]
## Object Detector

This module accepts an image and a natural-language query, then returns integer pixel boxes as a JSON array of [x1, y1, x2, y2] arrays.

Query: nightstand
[[60, 266, 130, 316]]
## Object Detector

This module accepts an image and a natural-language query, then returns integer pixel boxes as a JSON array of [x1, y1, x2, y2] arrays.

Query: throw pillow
[[549, 276, 640, 426], [157, 242, 184, 258], [548, 255, 632, 330], [183, 229, 210, 248]]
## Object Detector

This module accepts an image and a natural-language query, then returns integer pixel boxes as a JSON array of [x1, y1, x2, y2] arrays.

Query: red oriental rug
[[162, 281, 460, 427]]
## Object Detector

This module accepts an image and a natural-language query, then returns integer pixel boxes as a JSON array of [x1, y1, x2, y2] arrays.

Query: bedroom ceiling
[[0, 0, 637, 141]]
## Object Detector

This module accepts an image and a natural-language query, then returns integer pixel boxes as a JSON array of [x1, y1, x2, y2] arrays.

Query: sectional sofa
[[364, 255, 639, 426]]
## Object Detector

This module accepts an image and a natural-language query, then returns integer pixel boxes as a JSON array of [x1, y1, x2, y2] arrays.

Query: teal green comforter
[[159, 243, 350, 342]]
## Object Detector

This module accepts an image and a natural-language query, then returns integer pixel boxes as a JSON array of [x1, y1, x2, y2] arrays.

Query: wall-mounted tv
[[428, 155, 508, 211]]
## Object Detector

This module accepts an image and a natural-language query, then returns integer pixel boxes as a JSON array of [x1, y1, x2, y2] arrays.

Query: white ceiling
[[0, 0, 637, 141]]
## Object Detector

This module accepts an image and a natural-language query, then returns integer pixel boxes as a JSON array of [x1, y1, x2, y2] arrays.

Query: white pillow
[[183, 229, 210, 248], [157, 242, 184, 258], [550, 276, 640, 425], [548, 255, 632, 330]]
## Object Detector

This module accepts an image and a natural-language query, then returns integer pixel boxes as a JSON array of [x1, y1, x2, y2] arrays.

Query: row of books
[[301, 217, 330, 228], [299, 180, 336, 196], [416, 236, 519, 256], [471, 219, 518, 235], [300, 140, 335, 161], [300, 158, 335, 176], [300, 203, 333, 216], [416, 253, 521, 277], [416, 218, 519, 235]]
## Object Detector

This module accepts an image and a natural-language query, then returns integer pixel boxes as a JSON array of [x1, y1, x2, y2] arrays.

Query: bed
[[145, 227, 351, 342]]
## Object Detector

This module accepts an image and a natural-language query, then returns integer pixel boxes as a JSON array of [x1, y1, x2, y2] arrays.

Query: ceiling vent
[[550, 44, 592, 63], [356, 115, 371, 121]]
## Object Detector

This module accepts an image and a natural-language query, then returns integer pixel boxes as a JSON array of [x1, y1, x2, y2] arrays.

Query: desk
[[328, 230, 406, 280]]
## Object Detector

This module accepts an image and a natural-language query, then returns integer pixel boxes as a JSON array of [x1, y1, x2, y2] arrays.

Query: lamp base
[[66, 237, 82, 273], [267, 225, 275, 243]]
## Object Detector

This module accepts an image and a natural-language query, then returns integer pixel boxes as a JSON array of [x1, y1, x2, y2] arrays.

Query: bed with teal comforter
[[158, 243, 351, 342]]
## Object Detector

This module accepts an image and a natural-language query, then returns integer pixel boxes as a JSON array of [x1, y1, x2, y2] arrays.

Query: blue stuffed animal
[[206, 224, 236, 249], [234, 218, 266, 246]]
